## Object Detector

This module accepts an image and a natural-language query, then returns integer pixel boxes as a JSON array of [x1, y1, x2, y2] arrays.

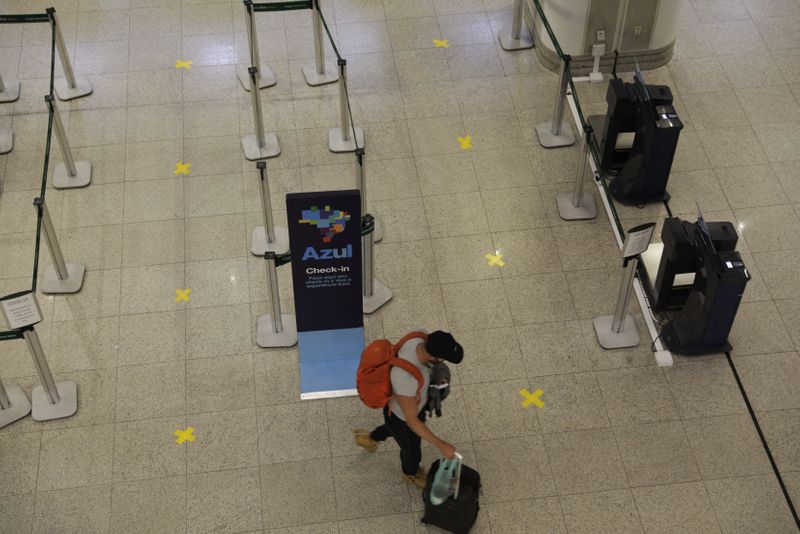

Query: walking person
[[353, 330, 464, 489]]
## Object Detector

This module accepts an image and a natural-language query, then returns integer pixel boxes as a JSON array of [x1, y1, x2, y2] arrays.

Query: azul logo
[[298, 205, 353, 262], [302, 244, 353, 261], [298, 205, 350, 243]]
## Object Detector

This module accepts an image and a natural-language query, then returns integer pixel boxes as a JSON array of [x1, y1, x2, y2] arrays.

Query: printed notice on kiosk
[[0, 291, 44, 330]]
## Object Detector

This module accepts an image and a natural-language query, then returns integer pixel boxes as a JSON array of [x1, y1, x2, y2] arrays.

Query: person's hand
[[439, 442, 457, 459]]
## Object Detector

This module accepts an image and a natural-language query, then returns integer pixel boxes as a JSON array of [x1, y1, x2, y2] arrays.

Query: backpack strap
[[386, 331, 428, 416]]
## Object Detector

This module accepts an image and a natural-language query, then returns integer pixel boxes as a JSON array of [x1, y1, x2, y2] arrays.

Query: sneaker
[[352, 429, 379, 453], [402, 468, 427, 490]]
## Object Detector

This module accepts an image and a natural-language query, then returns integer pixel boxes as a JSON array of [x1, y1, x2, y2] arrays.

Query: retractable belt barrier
[[0, 10, 83, 427]]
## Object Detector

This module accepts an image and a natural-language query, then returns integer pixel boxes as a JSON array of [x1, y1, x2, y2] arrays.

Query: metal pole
[[46, 8, 77, 89], [249, 67, 266, 149], [355, 148, 366, 215], [0, 72, 5, 93], [312, 0, 325, 75], [338, 59, 350, 142], [244, 1, 262, 80], [22, 327, 60, 404], [0, 378, 10, 410], [572, 125, 590, 208], [265, 252, 283, 334], [511, 0, 524, 40], [550, 55, 570, 137], [46, 95, 78, 177], [257, 161, 275, 244], [612, 0, 630, 53], [34, 198, 70, 281], [362, 214, 375, 298], [612, 257, 638, 333]]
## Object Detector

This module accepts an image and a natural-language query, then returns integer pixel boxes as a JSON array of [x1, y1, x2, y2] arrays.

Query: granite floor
[[0, 0, 799, 532]]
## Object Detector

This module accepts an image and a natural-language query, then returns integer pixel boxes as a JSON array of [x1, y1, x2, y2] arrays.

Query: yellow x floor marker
[[174, 161, 191, 175], [175, 59, 193, 70], [457, 135, 473, 150], [520, 388, 545, 408], [486, 252, 506, 267], [434, 38, 450, 49], [175, 427, 196, 444], [175, 288, 191, 302]]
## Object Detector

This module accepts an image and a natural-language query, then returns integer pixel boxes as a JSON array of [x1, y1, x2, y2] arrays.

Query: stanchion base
[[536, 121, 575, 148], [31, 380, 78, 421], [0, 128, 12, 155], [237, 65, 277, 91], [328, 127, 365, 153], [54, 75, 93, 101], [41, 262, 86, 295], [53, 160, 92, 189], [593, 315, 640, 349], [499, 30, 534, 51], [363, 279, 392, 314], [251, 225, 290, 256], [0, 78, 20, 103], [302, 63, 339, 86], [256, 314, 298, 348], [556, 191, 597, 221], [242, 133, 281, 161], [0, 384, 32, 429]]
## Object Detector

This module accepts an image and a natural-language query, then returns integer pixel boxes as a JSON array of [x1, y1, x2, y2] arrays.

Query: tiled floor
[[0, 0, 799, 532]]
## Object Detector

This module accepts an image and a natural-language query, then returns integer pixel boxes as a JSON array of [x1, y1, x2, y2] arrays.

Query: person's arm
[[395, 394, 456, 459]]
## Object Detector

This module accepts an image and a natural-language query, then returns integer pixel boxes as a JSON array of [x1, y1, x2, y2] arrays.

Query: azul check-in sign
[[287, 190, 364, 398], [287, 190, 363, 331]]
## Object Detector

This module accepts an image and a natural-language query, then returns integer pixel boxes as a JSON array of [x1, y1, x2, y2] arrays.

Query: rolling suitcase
[[421, 455, 481, 534]]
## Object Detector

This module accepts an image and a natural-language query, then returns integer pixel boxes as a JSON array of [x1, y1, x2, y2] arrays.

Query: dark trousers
[[370, 407, 427, 475]]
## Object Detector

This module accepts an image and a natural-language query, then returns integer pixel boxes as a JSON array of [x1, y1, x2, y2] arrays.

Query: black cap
[[425, 331, 463, 364]]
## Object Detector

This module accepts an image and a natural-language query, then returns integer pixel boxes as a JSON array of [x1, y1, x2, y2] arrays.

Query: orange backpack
[[356, 332, 427, 409]]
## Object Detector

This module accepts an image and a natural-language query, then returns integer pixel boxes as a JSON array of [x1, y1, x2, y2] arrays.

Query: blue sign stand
[[286, 190, 364, 399]]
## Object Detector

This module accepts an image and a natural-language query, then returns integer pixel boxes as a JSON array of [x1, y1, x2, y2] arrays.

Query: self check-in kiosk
[[641, 216, 750, 355], [590, 71, 683, 205]]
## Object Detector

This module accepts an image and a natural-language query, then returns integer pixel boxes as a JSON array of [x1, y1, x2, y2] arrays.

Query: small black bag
[[421, 459, 481, 534]]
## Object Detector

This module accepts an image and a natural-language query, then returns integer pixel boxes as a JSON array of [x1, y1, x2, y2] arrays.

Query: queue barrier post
[[46, 95, 92, 189], [556, 124, 597, 220], [361, 214, 391, 314], [242, 66, 281, 160], [34, 197, 86, 294], [0, 374, 31, 429], [0, 71, 20, 103], [23, 325, 78, 421], [499, 0, 534, 51], [256, 251, 298, 347], [251, 161, 290, 256], [536, 54, 575, 148], [354, 148, 382, 243], [238, 0, 277, 91], [46, 8, 92, 101], [302, 0, 338, 86], [328, 59, 364, 153], [593, 256, 641, 349]]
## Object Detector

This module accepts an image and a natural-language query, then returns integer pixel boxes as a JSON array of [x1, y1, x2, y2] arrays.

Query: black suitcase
[[421, 459, 481, 534]]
